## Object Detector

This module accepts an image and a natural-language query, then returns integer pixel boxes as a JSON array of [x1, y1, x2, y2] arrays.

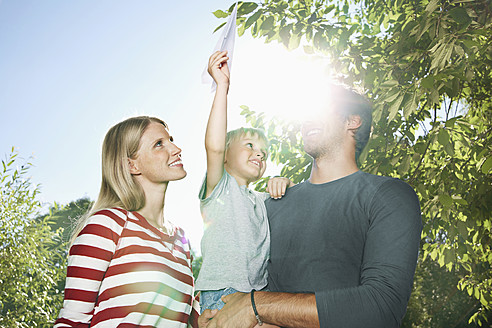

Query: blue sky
[[0, 0, 329, 250]]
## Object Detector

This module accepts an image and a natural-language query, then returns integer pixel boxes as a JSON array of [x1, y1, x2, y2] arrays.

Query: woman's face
[[129, 122, 186, 184]]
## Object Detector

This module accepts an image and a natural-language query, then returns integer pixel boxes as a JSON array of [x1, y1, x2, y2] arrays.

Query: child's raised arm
[[204, 51, 230, 198]]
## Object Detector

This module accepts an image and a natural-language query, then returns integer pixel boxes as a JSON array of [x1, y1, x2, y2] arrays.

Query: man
[[201, 85, 422, 328]]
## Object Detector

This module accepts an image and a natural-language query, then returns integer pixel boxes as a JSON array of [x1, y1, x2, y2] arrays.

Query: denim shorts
[[200, 287, 238, 311]]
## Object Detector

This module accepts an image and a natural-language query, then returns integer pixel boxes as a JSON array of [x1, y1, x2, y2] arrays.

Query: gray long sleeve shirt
[[266, 171, 422, 328]]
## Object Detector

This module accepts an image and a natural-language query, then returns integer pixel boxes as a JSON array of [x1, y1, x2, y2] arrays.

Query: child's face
[[224, 133, 267, 186]]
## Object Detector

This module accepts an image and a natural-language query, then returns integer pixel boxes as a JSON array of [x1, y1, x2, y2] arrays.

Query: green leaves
[[260, 16, 275, 34], [0, 150, 67, 326], [245, 10, 262, 29], [213, 22, 227, 33], [425, 0, 440, 14], [439, 193, 453, 207], [388, 92, 404, 121], [448, 7, 472, 29], [397, 154, 411, 175], [238, 2, 258, 16], [402, 91, 418, 118], [212, 9, 229, 18], [421, 75, 435, 89], [481, 156, 492, 174], [438, 128, 455, 156], [430, 39, 455, 72]]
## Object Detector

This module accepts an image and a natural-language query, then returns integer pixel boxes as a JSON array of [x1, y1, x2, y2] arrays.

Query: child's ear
[[128, 158, 140, 175]]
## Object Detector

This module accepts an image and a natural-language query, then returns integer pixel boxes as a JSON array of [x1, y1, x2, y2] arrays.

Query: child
[[196, 51, 292, 312]]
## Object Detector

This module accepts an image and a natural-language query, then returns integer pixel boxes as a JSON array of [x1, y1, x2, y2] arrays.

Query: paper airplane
[[202, 2, 238, 92]]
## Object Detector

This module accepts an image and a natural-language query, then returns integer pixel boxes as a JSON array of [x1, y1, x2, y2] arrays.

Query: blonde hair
[[69, 116, 167, 245], [225, 127, 269, 155]]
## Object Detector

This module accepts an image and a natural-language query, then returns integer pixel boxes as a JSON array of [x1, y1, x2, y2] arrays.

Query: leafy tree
[[37, 197, 93, 244], [33, 197, 94, 300], [403, 252, 481, 327], [0, 149, 66, 327], [213, 0, 491, 325], [191, 251, 203, 281]]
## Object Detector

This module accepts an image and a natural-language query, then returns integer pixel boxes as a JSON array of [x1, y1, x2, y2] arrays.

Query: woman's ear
[[128, 158, 140, 175]]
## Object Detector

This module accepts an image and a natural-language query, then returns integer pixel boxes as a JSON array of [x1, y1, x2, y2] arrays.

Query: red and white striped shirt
[[54, 208, 199, 328]]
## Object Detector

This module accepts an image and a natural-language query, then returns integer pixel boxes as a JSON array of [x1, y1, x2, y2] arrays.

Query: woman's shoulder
[[73, 207, 128, 246], [86, 207, 128, 229]]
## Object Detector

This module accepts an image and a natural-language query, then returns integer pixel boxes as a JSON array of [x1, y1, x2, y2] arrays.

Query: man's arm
[[205, 291, 319, 328], [204, 51, 230, 198]]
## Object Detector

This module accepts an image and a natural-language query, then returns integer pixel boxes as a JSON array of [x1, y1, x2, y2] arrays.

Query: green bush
[[0, 149, 66, 327]]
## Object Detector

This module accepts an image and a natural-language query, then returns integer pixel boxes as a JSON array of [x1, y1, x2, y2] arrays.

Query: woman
[[55, 116, 199, 327]]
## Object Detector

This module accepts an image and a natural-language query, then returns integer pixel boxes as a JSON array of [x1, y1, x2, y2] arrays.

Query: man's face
[[301, 108, 346, 159]]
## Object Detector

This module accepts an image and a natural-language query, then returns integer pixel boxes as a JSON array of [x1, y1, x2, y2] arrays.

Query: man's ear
[[128, 158, 140, 175], [347, 115, 362, 131]]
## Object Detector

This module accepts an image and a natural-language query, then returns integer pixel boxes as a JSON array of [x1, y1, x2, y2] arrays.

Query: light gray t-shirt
[[196, 170, 270, 292]]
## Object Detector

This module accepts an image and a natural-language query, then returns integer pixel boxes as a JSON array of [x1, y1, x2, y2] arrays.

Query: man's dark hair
[[332, 85, 373, 157]]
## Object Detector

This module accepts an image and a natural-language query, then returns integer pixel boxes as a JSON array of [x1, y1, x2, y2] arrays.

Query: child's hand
[[267, 177, 293, 199], [208, 51, 230, 87]]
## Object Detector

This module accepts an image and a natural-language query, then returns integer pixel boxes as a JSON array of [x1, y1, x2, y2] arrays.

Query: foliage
[[35, 197, 94, 299], [214, 0, 491, 325], [191, 251, 203, 281], [403, 252, 481, 327], [0, 149, 67, 327], [36, 197, 93, 245]]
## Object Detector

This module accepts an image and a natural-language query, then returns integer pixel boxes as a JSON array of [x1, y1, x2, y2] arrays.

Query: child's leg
[[199, 287, 238, 311]]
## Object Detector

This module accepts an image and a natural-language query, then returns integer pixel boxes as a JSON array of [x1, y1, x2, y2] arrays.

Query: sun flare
[[232, 37, 335, 123]]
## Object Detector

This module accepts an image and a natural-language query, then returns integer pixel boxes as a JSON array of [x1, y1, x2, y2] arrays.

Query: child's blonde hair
[[225, 127, 269, 156]]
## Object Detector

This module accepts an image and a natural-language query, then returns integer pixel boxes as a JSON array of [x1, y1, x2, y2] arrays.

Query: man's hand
[[267, 177, 293, 199], [206, 292, 257, 328], [198, 309, 217, 328], [208, 51, 230, 87]]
